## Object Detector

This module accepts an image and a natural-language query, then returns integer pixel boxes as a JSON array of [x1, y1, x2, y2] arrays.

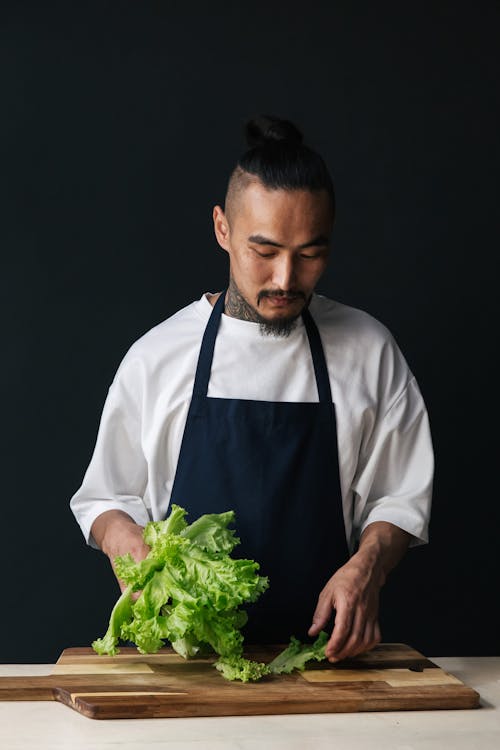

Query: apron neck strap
[[193, 290, 332, 403], [192, 291, 226, 398], [301, 305, 333, 403]]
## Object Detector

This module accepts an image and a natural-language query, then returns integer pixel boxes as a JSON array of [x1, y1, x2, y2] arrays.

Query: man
[[70, 114, 433, 663]]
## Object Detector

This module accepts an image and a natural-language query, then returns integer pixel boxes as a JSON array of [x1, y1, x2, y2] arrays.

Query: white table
[[0, 657, 498, 749]]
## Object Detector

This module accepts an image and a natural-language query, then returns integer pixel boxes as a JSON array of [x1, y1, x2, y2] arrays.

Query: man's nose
[[272, 254, 297, 290]]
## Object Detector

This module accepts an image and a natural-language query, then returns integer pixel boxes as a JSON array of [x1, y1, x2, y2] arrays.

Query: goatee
[[258, 315, 299, 338]]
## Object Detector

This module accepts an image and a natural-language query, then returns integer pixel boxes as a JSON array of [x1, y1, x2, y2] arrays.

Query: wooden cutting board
[[0, 643, 480, 719]]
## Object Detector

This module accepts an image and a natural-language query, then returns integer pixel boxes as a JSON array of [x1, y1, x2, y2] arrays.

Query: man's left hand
[[308, 555, 382, 661], [308, 521, 412, 662]]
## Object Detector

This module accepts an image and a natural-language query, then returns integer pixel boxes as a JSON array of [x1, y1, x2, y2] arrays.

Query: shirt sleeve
[[350, 376, 434, 548], [69, 353, 151, 549]]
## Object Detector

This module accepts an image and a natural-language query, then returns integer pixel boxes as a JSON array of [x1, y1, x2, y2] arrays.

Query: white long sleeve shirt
[[70, 291, 434, 554]]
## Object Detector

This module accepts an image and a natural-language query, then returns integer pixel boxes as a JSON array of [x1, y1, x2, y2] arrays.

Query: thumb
[[308, 594, 333, 637]]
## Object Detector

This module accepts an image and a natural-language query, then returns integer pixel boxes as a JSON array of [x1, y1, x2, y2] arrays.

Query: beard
[[255, 289, 306, 338], [258, 315, 298, 337]]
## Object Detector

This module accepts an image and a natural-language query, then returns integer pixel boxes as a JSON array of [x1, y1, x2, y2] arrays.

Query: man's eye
[[252, 248, 275, 258], [300, 252, 323, 259]]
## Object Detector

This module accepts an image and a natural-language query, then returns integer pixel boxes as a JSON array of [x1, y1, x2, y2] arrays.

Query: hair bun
[[245, 114, 304, 148]]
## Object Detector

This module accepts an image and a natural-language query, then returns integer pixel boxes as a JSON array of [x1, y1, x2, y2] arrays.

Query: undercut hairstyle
[[224, 114, 335, 227]]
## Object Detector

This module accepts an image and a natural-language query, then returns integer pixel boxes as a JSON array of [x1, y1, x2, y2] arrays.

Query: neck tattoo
[[224, 276, 262, 323]]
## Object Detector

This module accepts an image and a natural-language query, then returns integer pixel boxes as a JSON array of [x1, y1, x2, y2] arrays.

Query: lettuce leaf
[[92, 585, 134, 656], [267, 631, 329, 674], [214, 655, 271, 682]]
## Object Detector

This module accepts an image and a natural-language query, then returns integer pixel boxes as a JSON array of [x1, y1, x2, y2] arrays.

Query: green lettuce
[[92, 585, 134, 657], [213, 632, 330, 681], [267, 631, 329, 674], [92, 503, 331, 681], [214, 655, 271, 682], [92, 505, 269, 675]]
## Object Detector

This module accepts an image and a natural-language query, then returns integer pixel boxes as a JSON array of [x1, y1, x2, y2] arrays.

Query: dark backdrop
[[1, 1, 498, 662]]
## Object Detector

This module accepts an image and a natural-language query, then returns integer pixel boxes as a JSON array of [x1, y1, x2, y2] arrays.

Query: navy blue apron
[[168, 290, 350, 643]]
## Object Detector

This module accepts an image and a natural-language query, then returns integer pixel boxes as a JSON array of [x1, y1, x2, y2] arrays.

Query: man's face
[[213, 181, 333, 326]]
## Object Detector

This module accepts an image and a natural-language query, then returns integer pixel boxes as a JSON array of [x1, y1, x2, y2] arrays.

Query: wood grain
[[51, 662, 154, 675], [0, 643, 480, 719], [301, 668, 463, 686]]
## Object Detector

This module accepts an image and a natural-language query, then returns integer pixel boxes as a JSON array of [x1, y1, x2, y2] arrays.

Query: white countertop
[[0, 657, 498, 749]]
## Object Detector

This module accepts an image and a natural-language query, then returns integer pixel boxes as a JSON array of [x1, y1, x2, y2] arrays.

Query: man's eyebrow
[[247, 233, 330, 249]]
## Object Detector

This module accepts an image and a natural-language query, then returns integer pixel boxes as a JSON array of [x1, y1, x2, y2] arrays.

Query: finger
[[324, 597, 354, 659], [326, 602, 362, 661], [135, 541, 151, 563], [360, 613, 381, 654], [343, 614, 374, 660], [360, 619, 376, 652], [331, 614, 382, 662], [372, 619, 382, 647], [308, 591, 334, 636], [356, 617, 382, 655]]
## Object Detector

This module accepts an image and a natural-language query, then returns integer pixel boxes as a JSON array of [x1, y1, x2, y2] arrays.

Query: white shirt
[[70, 292, 434, 555]]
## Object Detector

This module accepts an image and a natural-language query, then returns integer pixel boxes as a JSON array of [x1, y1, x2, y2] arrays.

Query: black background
[[1, 1, 498, 662]]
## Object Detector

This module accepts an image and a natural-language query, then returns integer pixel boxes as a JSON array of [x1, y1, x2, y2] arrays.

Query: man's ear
[[213, 205, 231, 253]]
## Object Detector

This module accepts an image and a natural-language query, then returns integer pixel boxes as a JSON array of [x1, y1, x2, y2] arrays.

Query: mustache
[[257, 289, 306, 304]]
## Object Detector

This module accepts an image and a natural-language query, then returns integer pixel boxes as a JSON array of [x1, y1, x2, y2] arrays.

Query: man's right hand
[[90, 510, 151, 597]]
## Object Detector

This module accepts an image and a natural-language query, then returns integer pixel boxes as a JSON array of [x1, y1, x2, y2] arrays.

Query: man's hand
[[308, 555, 382, 661], [308, 522, 412, 662], [90, 510, 151, 598]]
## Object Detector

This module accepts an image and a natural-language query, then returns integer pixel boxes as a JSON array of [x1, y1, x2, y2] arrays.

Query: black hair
[[229, 114, 335, 218]]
